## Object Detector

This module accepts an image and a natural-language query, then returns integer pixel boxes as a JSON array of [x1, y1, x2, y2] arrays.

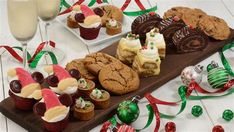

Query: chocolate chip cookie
[[163, 6, 191, 19], [99, 62, 140, 95], [65, 59, 96, 80], [181, 9, 206, 28], [198, 15, 231, 40], [83, 52, 121, 75]]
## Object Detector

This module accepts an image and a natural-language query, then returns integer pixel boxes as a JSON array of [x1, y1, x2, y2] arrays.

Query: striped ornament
[[207, 67, 229, 89]]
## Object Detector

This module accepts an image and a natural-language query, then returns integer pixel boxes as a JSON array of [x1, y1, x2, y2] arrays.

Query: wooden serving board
[[0, 30, 234, 132]]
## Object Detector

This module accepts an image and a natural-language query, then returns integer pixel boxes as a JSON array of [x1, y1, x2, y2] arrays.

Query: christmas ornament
[[207, 61, 229, 89], [117, 100, 140, 124], [191, 105, 203, 117], [117, 124, 135, 132], [181, 65, 203, 86], [212, 125, 224, 132], [222, 109, 233, 121], [165, 122, 176, 132]]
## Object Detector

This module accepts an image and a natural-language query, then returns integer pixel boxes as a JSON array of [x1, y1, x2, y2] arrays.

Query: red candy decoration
[[149, 12, 156, 16], [165, 122, 176, 132], [212, 125, 224, 132]]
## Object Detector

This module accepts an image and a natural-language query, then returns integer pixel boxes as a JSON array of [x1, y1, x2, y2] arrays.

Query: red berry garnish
[[69, 69, 81, 80], [173, 16, 180, 21], [75, 13, 85, 23], [31, 72, 44, 84], [93, 7, 104, 17], [46, 75, 59, 87], [10, 80, 22, 93], [149, 12, 156, 16], [212, 125, 224, 132], [165, 122, 176, 132]]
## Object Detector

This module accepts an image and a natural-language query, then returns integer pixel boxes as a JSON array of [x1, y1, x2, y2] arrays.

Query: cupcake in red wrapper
[[75, 5, 102, 40], [7, 68, 42, 110], [44, 65, 79, 104], [34, 89, 73, 132]]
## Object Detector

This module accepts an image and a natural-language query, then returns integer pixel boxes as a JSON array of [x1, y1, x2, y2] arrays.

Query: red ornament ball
[[212, 125, 224, 132], [165, 122, 176, 132]]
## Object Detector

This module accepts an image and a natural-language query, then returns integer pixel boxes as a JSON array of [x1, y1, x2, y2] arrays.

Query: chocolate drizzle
[[172, 27, 208, 53], [158, 17, 186, 44], [131, 13, 162, 42]]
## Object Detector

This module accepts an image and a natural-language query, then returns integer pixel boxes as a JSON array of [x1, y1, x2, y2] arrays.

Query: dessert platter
[[0, 5, 234, 132], [57, 4, 132, 46]]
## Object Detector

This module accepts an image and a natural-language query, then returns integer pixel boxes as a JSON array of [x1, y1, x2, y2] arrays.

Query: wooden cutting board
[[0, 30, 234, 132]]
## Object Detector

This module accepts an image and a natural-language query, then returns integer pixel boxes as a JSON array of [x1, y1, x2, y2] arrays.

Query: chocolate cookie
[[172, 26, 208, 53], [65, 59, 96, 80], [198, 15, 231, 40], [83, 52, 120, 75], [158, 16, 186, 44], [94, 5, 123, 27], [131, 12, 162, 42], [99, 62, 140, 95]]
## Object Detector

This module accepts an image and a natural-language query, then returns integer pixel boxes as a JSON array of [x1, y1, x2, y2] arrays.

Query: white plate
[[56, 4, 132, 46]]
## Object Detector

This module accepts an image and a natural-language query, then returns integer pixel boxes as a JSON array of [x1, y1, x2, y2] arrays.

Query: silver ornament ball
[[181, 65, 203, 86]]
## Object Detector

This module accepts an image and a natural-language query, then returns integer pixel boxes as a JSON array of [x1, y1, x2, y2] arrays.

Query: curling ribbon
[[0, 41, 57, 68], [59, 0, 109, 15], [219, 41, 234, 77], [120, 0, 157, 16], [59, 0, 71, 12], [144, 79, 234, 119], [100, 104, 155, 132]]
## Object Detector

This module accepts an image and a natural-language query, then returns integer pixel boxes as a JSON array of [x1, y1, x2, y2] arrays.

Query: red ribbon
[[0, 41, 56, 64], [121, 0, 146, 11], [145, 94, 160, 132], [144, 93, 178, 106], [100, 121, 112, 132], [0, 45, 23, 62]]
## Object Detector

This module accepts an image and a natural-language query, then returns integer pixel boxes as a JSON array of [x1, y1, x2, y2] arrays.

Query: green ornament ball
[[222, 109, 233, 121], [191, 105, 203, 117], [207, 67, 229, 89], [117, 100, 140, 124]]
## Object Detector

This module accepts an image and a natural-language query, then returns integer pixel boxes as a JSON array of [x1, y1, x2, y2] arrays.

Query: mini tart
[[106, 21, 122, 35], [90, 90, 110, 109], [73, 101, 94, 120], [67, 15, 79, 28], [78, 79, 95, 97]]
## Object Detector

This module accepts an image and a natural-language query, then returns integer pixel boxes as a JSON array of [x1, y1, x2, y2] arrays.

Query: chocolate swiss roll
[[131, 12, 162, 42], [172, 26, 208, 53], [158, 16, 186, 45]]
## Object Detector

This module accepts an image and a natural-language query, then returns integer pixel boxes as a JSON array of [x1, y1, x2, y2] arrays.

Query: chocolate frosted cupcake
[[90, 88, 110, 109], [158, 16, 186, 45], [73, 97, 94, 121], [78, 5, 102, 40], [172, 26, 208, 53], [131, 12, 162, 42]]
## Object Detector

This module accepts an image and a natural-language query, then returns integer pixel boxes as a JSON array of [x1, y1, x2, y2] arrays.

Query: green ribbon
[[123, 5, 157, 16], [189, 88, 234, 100], [60, 0, 71, 11], [29, 51, 58, 68], [219, 41, 234, 77], [136, 104, 154, 131], [160, 86, 187, 119]]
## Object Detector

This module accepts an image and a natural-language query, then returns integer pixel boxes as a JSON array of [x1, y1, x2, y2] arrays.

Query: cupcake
[[145, 28, 166, 59], [77, 78, 95, 98], [44, 65, 79, 103], [67, 5, 80, 28], [90, 88, 110, 109], [132, 44, 161, 77], [7, 68, 42, 110], [33, 89, 72, 132], [77, 5, 102, 40], [116, 33, 142, 64], [106, 18, 122, 35], [73, 97, 95, 120]]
